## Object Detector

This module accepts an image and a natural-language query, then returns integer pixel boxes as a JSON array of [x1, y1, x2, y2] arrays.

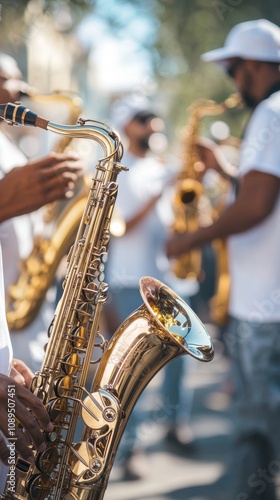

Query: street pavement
[[104, 324, 236, 500]]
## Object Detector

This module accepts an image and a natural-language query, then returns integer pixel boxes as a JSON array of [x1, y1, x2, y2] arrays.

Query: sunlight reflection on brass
[[140, 276, 214, 362]]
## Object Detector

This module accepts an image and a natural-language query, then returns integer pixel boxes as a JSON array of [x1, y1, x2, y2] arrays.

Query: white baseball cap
[[201, 19, 280, 65]]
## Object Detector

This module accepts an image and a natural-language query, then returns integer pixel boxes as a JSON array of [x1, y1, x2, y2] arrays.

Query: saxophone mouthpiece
[[0, 101, 47, 128], [18, 83, 39, 98], [0, 102, 37, 126]]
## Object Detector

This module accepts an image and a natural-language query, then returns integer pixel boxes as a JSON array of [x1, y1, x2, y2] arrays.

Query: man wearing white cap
[[167, 19, 280, 500]]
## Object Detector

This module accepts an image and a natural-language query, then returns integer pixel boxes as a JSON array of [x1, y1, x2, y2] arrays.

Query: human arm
[[9, 359, 34, 388], [166, 170, 280, 258], [196, 137, 238, 184], [0, 151, 84, 223], [125, 192, 162, 232]]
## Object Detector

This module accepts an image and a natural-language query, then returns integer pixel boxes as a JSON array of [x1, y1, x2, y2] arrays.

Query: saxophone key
[[35, 447, 59, 474], [26, 473, 53, 500], [82, 282, 99, 303], [81, 389, 119, 429], [71, 326, 88, 349], [75, 302, 95, 323], [47, 398, 69, 423], [61, 353, 80, 376], [100, 252, 108, 263]]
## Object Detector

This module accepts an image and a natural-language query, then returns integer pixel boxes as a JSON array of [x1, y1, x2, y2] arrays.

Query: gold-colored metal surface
[[171, 93, 242, 283], [206, 94, 242, 327], [0, 102, 214, 500], [64, 277, 213, 500], [6, 91, 86, 330]]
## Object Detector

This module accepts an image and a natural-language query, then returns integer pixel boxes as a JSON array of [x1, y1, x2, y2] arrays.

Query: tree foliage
[[115, 0, 280, 137], [0, 0, 95, 50], [1, 0, 279, 139]]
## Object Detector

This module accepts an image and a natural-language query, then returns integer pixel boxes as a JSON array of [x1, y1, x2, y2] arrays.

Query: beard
[[240, 68, 259, 109], [137, 136, 151, 152]]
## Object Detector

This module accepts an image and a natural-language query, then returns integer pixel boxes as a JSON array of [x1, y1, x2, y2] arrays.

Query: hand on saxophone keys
[[196, 136, 238, 183], [0, 151, 84, 223], [166, 230, 197, 260]]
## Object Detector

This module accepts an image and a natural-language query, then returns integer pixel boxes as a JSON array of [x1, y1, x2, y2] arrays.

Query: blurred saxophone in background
[[171, 100, 206, 283], [172, 93, 242, 323], [5, 90, 92, 330], [0, 102, 214, 500]]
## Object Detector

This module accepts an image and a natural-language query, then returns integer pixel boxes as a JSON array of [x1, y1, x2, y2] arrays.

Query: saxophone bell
[[2, 95, 88, 331], [139, 275, 213, 361], [68, 276, 213, 499]]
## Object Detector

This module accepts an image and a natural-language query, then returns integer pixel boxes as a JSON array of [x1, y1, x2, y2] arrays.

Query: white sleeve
[[239, 100, 280, 178], [0, 245, 13, 375]]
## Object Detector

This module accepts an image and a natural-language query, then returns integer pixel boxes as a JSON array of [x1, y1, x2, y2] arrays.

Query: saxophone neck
[[0, 101, 124, 162], [47, 119, 123, 162]]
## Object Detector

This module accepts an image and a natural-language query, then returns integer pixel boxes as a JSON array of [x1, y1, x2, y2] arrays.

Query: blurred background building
[[1, 0, 279, 153]]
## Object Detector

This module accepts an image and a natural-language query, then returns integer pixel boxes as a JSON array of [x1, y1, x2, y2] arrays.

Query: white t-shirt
[[228, 91, 280, 322], [0, 130, 52, 372], [106, 151, 175, 289], [0, 245, 12, 375]]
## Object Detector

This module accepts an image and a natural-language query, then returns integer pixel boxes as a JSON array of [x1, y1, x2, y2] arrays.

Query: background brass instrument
[[0, 102, 214, 500], [5, 91, 92, 330], [206, 95, 242, 327]]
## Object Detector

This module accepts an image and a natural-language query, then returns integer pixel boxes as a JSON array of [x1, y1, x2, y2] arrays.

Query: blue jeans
[[225, 318, 280, 500], [161, 355, 193, 427]]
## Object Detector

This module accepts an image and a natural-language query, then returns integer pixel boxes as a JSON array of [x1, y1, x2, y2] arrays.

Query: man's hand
[[166, 232, 196, 259], [10, 359, 34, 389], [0, 373, 53, 465], [196, 137, 237, 181], [0, 151, 84, 223]]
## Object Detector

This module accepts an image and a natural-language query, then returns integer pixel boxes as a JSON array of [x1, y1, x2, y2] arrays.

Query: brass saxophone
[[0, 102, 214, 500], [5, 91, 90, 331], [171, 93, 242, 284], [171, 103, 205, 282]]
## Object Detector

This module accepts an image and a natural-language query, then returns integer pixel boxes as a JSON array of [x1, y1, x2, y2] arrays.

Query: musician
[[0, 130, 82, 493], [167, 19, 280, 500], [106, 94, 183, 479], [0, 243, 53, 493], [0, 54, 83, 371]]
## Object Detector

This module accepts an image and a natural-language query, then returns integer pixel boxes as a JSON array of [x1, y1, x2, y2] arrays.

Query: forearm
[[167, 196, 271, 259], [167, 170, 280, 258], [189, 202, 265, 249], [0, 153, 83, 223], [0, 181, 35, 223], [125, 195, 160, 232]]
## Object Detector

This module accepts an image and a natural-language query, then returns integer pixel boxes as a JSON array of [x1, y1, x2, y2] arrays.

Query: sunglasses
[[226, 58, 244, 78], [133, 112, 156, 124]]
